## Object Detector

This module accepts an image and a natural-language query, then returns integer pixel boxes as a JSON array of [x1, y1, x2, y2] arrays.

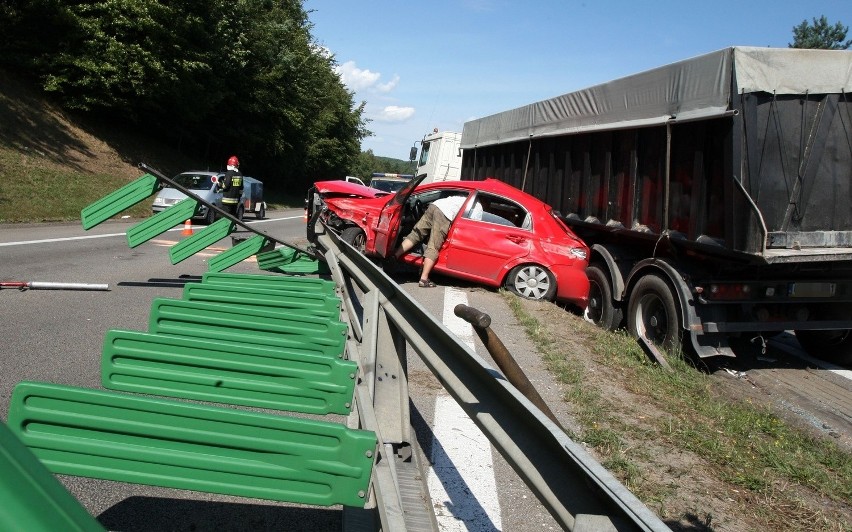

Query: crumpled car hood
[[313, 180, 388, 199]]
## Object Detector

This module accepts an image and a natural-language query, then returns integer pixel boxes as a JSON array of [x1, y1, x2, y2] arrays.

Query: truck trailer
[[458, 46, 852, 363]]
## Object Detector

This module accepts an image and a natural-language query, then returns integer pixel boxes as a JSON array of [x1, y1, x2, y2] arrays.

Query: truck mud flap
[[7, 382, 376, 507], [149, 298, 347, 358], [257, 246, 330, 275], [126, 198, 199, 248], [183, 283, 341, 320], [81, 173, 160, 230], [0, 420, 105, 532], [201, 272, 337, 295], [101, 330, 357, 415], [169, 217, 236, 265]]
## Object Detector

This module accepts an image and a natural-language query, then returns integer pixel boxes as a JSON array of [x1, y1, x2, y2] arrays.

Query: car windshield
[[171, 173, 216, 190]]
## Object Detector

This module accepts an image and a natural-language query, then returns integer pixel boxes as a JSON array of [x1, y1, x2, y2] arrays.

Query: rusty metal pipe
[[454, 304, 565, 430]]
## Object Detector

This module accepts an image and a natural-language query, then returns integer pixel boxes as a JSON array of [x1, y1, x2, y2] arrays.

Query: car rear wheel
[[627, 274, 682, 354], [203, 206, 216, 225], [257, 205, 266, 219], [506, 264, 556, 301], [584, 264, 623, 330], [794, 329, 852, 365], [341, 227, 367, 253]]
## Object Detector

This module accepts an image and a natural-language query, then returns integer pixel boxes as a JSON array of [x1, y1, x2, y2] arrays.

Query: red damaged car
[[306, 177, 590, 307]]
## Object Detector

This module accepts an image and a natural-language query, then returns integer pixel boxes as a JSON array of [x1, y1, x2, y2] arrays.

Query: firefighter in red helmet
[[218, 155, 244, 218]]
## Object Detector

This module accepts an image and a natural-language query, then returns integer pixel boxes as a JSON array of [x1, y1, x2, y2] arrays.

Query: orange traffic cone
[[182, 219, 193, 235]]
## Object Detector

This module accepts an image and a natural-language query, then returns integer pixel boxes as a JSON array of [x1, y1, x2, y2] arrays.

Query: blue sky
[[305, 1, 852, 159]]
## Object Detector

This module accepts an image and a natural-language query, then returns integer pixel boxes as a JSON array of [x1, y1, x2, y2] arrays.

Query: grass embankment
[[0, 148, 303, 224], [505, 294, 852, 531], [0, 149, 151, 223]]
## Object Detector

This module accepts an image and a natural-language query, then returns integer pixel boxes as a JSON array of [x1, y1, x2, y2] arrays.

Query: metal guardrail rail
[[316, 224, 672, 532], [2, 166, 672, 531]]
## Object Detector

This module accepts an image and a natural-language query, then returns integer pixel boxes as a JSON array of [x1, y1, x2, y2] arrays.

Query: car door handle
[[506, 235, 526, 244]]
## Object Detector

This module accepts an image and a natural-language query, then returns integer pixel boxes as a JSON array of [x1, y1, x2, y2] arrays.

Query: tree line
[[0, 0, 370, 191]]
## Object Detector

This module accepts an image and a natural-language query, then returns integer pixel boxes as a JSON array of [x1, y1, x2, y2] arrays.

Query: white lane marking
[[427, 287, 502, 531], [0, 215, 302, 247]]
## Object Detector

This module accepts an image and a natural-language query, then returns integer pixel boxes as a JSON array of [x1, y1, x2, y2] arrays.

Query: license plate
[[789, 282, 835, 298]]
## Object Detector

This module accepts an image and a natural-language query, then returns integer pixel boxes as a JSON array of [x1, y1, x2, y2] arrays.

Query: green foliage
[[790, 16, 852, 49], [0, 0, 369, 194]]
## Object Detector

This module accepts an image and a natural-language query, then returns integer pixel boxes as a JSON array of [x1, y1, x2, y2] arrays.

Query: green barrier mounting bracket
[[183, 283, 341, 320], [0, 421, 105, 532], [207, 234, 271, 272], [169, 217, 236, 264], [201, 272, 337, 295], [126, 198, 198, 248], [101, 329, 357, 415], [257, 247, 329, 275], [149, 298, 347, 358], [80, 173, 160, 230], [8, 382, 377, 508]]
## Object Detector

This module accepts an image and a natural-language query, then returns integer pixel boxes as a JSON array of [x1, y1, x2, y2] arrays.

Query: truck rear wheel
[[794, 329, 852, 365], [628, 274, 682, 354], [341, 227, 367, 253], [584, 265, 622, 330], [257, 205, 266, 219]]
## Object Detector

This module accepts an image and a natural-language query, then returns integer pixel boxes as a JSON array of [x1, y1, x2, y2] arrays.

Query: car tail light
[[541, 241, 588, 260]]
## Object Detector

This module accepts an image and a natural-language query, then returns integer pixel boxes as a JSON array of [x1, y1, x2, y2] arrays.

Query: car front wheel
[[341, 227, 367, 253], [506, 264, 556, 301]]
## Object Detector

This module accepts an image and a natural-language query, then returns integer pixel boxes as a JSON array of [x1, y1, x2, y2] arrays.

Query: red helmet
[[227, 155, 239, 167]]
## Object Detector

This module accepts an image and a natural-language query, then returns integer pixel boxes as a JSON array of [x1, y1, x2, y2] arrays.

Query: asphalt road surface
[[2, 210, 850, 530], [0, 210, 565, 531]]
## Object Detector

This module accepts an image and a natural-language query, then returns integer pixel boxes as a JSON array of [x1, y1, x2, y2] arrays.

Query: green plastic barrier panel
[[80, 173, 160, 230], [0, 421, 105, 532], [201, 272, 336, 295], [183, 283, 341, 320], [257, 247, 330, 275], [125, 198, 199, 248], [149, 298, 346, 358], [169, 217, 236, 265], [207, 234, 272, 272], [8, 382, 377, 507], [102, 330, 357, 415]]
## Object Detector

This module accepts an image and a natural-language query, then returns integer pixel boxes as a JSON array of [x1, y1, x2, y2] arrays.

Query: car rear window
[[172, 173, 217, 190]]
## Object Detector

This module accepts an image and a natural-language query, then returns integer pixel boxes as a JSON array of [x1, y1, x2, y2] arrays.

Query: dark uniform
[[219, 156, 244, 218]]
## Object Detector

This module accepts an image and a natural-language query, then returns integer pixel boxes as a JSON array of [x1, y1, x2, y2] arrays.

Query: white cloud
[[375, 75, 400, 93], [373, 106, 416, 123], [335, 61, 402, 95], [335, 61, 381, 91]]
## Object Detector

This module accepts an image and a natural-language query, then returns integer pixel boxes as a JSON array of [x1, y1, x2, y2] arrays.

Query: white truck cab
[[410, 129, 462, 183]]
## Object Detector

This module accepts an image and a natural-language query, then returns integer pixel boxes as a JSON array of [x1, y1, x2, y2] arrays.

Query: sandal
[[418, 279, 437, 288]]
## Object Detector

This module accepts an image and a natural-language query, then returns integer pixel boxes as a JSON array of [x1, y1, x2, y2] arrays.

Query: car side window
[[465, 193, 530, 229]]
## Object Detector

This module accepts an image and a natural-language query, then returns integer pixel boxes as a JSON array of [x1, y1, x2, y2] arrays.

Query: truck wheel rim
[[635, 293, 668, 344], [584, 284, 603, 324]]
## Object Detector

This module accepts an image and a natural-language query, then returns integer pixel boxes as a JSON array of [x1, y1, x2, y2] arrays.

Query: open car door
[[373, 175, 425, 258]]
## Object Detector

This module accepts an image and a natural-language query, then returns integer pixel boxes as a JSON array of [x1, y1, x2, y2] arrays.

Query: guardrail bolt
[[365, 450, 374, 458], [358, 490, 366, 499]]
